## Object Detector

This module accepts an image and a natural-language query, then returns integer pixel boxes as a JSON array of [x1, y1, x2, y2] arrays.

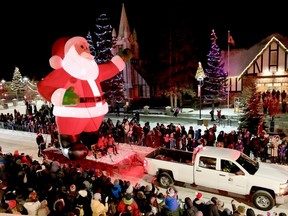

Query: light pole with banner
[[195, 62, 206, 125]]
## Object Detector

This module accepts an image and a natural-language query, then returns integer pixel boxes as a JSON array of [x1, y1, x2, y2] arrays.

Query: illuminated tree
[[204, 29, 228, 106], [87, 13, 125, 106], [10, 66, 25, 100]]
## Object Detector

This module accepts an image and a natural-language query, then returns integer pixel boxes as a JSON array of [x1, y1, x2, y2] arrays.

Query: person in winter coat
[[183, 197, 199, 216], [111, 179, 122, 202], [117, 192, 141, 216], [161, 186, 183, 216], [202, 196, 220, 216], [23, 191, 41, 215], [91, 192, 109, 216], [231, 200, 245, 216], [192, 192, 205, 212]]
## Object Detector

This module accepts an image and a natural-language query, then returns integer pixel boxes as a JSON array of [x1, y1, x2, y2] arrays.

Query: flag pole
[[227, 30, 230, 111]]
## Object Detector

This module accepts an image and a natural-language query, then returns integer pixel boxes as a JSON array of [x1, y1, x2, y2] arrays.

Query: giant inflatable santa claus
[[37, 36, 125, 160]]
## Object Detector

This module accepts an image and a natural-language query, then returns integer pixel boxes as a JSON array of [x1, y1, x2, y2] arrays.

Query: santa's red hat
[[49, 36, 89, 69], [49, 37, 70, 69]]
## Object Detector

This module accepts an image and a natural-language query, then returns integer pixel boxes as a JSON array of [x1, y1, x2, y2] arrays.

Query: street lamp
[[195, 62, 206, 125]]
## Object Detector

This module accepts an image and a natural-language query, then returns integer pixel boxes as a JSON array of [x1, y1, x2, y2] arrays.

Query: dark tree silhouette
[[238, 81, 266, 134]]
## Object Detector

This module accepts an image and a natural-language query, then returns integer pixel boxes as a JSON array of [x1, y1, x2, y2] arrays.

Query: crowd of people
[[0, 100, 288, 163], [0, 102, 288, 215], [0, 150, 287, 216]]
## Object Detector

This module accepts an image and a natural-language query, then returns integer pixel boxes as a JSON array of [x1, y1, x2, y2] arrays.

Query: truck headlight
[[279, 183, 288, 195]]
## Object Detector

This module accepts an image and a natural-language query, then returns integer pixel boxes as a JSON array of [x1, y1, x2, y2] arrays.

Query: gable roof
[[222, 33, 288, 78]]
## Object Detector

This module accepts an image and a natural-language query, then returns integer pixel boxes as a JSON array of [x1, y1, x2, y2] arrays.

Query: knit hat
[[78, 190, 88, 198], [195, 192, 203, 199], [166, 186, 177, 197], [53, 198, 65, 211], [14, 150, 19, 157], [93, 193, 101, 200], [145, 184, 152, 192], [237, 205, 246, 214], [83, 180, 91, 189], [4, 190, 17, 201], [70, 184, 76, 192], [8, 200, 17, 208], [126, 185, 133, 194]]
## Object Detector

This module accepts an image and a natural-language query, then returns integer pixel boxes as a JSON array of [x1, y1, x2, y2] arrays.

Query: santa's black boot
[[59, 134, 88, 160]]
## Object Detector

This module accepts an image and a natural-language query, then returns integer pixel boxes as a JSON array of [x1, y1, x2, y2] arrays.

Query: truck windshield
[[236, 152, 259, 175]]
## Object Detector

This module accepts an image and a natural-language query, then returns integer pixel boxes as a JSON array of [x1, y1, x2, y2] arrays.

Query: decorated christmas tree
[[204, 29, 228, 106], [87, 13, 125, 106], [10, 66, 25, 100]]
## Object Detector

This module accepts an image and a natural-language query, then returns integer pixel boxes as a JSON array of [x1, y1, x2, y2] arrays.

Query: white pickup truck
[[143, 146, 288, 211]]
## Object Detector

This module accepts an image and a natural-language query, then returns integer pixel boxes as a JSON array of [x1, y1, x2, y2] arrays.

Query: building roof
[[222, 33, 288, 79]]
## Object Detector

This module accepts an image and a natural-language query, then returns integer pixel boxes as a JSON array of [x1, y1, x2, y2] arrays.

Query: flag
[[228, 31, 235, 46]]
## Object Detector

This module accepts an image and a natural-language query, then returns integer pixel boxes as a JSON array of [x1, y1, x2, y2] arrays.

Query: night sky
[[1, 0, 287, 81]]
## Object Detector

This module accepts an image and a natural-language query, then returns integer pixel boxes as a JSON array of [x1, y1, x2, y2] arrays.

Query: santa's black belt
[[80, 96, 104, 103]]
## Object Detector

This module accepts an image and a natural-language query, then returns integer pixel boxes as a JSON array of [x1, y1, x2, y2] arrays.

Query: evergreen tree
[[204, 29, 228, 106], [10, 66, 24, 100], [87, 13, 125, 105], [238, 80, 265, 134], [86, 31, 96, 58]]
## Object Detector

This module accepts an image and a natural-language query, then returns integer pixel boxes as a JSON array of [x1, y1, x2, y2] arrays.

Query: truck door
[[194, 156, 218, 189], [218, 159, 247, 194]]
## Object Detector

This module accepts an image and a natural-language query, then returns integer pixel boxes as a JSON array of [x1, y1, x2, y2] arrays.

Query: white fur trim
[[53, 102, 108, 118], [51, 88, 66, 105], [49, 56, 63, 69], [111, 55, 125, 71]]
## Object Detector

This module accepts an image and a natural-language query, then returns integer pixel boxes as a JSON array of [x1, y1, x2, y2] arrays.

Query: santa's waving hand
[[37, 36, 125, 160]]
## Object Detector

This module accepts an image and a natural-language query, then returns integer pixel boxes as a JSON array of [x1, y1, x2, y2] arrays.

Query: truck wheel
[[252, 190, 275, 211], [158, 172, 174, 188]]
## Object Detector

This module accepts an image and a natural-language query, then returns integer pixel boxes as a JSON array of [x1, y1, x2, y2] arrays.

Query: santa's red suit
[[37, 36, 125, 159]]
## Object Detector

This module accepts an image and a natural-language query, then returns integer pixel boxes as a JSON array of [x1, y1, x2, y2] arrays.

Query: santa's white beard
[[62, 46, 99, 80]]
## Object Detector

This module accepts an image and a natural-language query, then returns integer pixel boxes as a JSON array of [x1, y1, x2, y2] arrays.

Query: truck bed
[[145, 147, 193, 164]]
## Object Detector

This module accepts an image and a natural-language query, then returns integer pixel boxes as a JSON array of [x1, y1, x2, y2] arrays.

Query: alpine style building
[[222, 33, 288, 105]]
